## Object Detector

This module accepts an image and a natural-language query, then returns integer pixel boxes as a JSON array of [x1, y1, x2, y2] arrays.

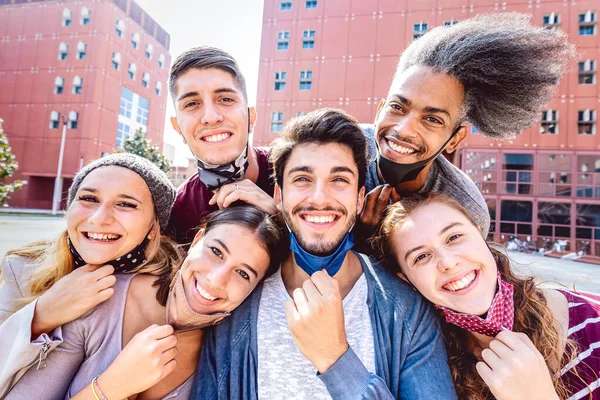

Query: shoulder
[[1, 255, 36, 297], [253, 146, 271, 161]]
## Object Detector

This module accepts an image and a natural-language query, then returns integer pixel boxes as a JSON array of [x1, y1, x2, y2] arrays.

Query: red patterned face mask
[[435, 273, 514, 337]]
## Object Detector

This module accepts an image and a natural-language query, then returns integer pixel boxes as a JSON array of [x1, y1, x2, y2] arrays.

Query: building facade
[[255, 0, 600, 257], [0, 0, 171, 209]]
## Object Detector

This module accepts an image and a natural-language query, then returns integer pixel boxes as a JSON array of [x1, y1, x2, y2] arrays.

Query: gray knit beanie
[[67, 153, 175, 233]]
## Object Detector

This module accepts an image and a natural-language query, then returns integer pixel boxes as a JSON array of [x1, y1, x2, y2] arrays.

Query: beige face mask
[[166, 269, 230, 332]]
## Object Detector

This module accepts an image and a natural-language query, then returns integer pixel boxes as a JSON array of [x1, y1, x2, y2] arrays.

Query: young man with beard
[[193, 109, 457, 399], [168, 47, 276, 244], [359, 13, 574, 237]]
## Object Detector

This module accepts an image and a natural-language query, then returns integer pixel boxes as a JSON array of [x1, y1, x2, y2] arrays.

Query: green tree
[[0, 118, 25, 207], [118, 128, 171, 173]]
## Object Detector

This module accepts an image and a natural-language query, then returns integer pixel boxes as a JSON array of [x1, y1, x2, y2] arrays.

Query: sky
[[135, 0, 265, 165]]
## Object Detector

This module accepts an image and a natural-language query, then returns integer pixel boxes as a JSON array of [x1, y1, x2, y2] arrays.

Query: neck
[[281, 250, 363, 299], [394, 161, 433, 193], [470, 331, 495, 353], [245, 146, 259, 183]]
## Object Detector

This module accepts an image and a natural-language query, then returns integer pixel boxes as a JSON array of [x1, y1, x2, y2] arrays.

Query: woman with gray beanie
[[0, 153, 184, 397]]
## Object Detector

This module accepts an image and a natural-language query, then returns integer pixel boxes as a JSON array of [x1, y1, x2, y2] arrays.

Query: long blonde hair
[[2, 220, 183, 303], [371, 192, 580, 400]]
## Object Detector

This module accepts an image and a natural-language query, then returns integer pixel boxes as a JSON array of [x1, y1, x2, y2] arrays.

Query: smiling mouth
[[202, 132, 231, 143], [195, 278, 219, 302], [300, 214, 339, 225], [443, 270, 478, 292], [386, 139, 417, 155], [84, 232, 121, 242]]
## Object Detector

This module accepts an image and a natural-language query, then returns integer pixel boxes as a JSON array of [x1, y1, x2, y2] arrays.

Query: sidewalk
[[0, 208, 65, 218]]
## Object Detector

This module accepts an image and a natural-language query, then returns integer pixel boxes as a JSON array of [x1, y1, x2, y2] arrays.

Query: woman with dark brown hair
[[372, 192, 599, 400]]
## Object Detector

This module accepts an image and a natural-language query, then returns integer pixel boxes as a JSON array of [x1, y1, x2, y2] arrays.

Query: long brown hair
[[371, 192, 578, 400]]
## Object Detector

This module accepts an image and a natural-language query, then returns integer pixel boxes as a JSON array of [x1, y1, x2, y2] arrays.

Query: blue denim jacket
[[193, 253, 457, 399]]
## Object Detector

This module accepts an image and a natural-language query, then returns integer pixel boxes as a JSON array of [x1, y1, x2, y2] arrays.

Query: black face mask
[[68, 237, 149, 272], [376, 126, 460, 188]]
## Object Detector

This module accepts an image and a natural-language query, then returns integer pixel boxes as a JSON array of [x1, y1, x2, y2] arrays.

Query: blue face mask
[[288, 231, 355, 276]]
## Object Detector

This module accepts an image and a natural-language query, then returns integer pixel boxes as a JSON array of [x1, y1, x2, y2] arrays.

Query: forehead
[[388, 65, 465, 118], [174, 67, 243, 97], [284, 142, 358, 175], [79, 166, 150, 196], [396, 202, 472, 237]]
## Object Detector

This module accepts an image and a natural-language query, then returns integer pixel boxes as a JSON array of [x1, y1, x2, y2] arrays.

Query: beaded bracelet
[[91, 376, 108, 400]]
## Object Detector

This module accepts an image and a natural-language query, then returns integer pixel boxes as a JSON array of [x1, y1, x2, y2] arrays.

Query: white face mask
[[165, 269, 230, 332]]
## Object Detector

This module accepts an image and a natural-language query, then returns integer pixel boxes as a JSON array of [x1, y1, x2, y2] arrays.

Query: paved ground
[[1, 216, 598, 293]]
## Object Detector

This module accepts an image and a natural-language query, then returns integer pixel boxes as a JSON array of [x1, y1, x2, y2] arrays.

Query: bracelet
[[91, 376, 108, 400]]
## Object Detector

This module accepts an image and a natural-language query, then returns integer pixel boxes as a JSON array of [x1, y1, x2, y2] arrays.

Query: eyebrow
[[331, 166, 356, 176], [288, 165, 313, 175], [79, 187, 142, 203], [177, 87, 240, 103], [214, 238, 258, 278], [391, 94, 451, 120], [403, 222, 465, 263]]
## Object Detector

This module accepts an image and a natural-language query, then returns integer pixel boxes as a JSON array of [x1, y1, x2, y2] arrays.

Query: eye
[[117, 201, 137, 209], [183, 101, 198, 109], [78, 195, 98, 203], [236, 269, 250, 281], [293, 176, 310, 183], [388, 102, 404, 112], [210, 246, 223, 258], [448, 233, 462, 243], [425, 116, 443, 125], [333, 177, 350, 184], [413, 253, 429, 265], [220, 97, 235, 103]]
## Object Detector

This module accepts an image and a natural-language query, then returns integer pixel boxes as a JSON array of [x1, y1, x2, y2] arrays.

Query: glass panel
[[538, 202, 571, 225], [503, 153, 533, 170], [576, 204, 600, 227], [501, 200, 533, 222]]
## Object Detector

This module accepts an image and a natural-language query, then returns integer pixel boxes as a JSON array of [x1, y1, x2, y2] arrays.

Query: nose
[[436, 248, 460, 272], [201, 100, 223, 125], [308, 179, 333, 208], [392, 113, 419, 139], [88, 203, 114, 226], [205, 264, 229, 290]]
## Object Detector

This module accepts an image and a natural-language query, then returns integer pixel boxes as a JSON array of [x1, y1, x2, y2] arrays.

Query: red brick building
[[0, 0, 171, 209], [255, 0, 600, 257]]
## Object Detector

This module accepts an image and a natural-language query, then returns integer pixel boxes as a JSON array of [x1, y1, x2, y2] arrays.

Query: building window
[[116, 122, 131, 148], [281, 1, 292, 10], [68, 111, 78, 129], [58, 42, 68, 60], [502, 153, 533, 195], [274, 71, 287, 91], [576, 155, 600, 198], [136, 97, 149, 125], [62, 8, 72, 26], [500, 200, 533, 236], [299, 70, 312, 90], [120, 87, 133, 118], [579, 11, 597, 35], [578, 110, 596, 135], [158, 54, 165, 68], [277, 31, 290, 50], [538, 202, 571, 238], [115, 19, 125, 37], [413, 22, 428, 40], [128, 63, 137, 80], [80, 7, 90, 25], [538, 153, 572, 197], [305, 0, 317, 8], [112, 52, 121, 70], [49, 111, 60, 129], [444, 20, 458, 27], [142, 72, 150, 88], [73, 76, 83, 94], [76, 41, 86, 60], [271, 112, 284, 132], [145, 43, 153, 59], [132, 32, 140, 49], [155, 81, 162, 96], [302, 30, 315, 49], [579, 60, 596, 84], [542, 12, 560, 28], [540, 110, 558, 134], [54, 76, 64, 95]]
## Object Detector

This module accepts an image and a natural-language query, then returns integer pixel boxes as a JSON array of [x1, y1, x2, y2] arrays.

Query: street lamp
[[51, 114, 69, 215]]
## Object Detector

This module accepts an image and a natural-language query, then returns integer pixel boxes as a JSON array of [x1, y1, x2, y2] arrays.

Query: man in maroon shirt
[[167, 47, 276, 244]]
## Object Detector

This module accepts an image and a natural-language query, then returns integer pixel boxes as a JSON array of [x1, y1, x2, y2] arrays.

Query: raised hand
[[476, 330, 559, 400], [284, 270, 348, 373], [358, 184, 400, 227], [209, 179, 277, 214]]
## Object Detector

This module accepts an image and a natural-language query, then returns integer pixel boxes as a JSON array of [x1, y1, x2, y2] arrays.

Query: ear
[[445, 125, 468, 154], [396, 272, 410, 283], [191, 228, 205, 248], [146, 221, 159, 240], [170, 117, 182, 136], [273, 184, 282, 212], [374, 98, 386, 122], [357, 186, 366, 214], [248, 106, 257, 132]]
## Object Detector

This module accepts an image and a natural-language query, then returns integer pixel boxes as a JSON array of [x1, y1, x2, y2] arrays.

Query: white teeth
[[388, 140, 416, 154], [196, 281, 217, 301], [304, 215, 335, 224], [444, 271, 477, 292], [204, 133, 230, 142], [87, 232, 119, 241]]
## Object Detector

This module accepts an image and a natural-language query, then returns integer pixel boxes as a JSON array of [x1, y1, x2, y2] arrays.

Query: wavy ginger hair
[[371, 193, 579, 400]]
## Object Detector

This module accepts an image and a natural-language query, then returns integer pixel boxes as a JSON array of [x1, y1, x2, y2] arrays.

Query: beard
[[282, 204, 356, 257]]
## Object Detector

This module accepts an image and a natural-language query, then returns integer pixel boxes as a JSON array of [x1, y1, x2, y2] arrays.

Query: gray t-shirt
[[257, 268, 375, 399], [362, 124, 491, 237]]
